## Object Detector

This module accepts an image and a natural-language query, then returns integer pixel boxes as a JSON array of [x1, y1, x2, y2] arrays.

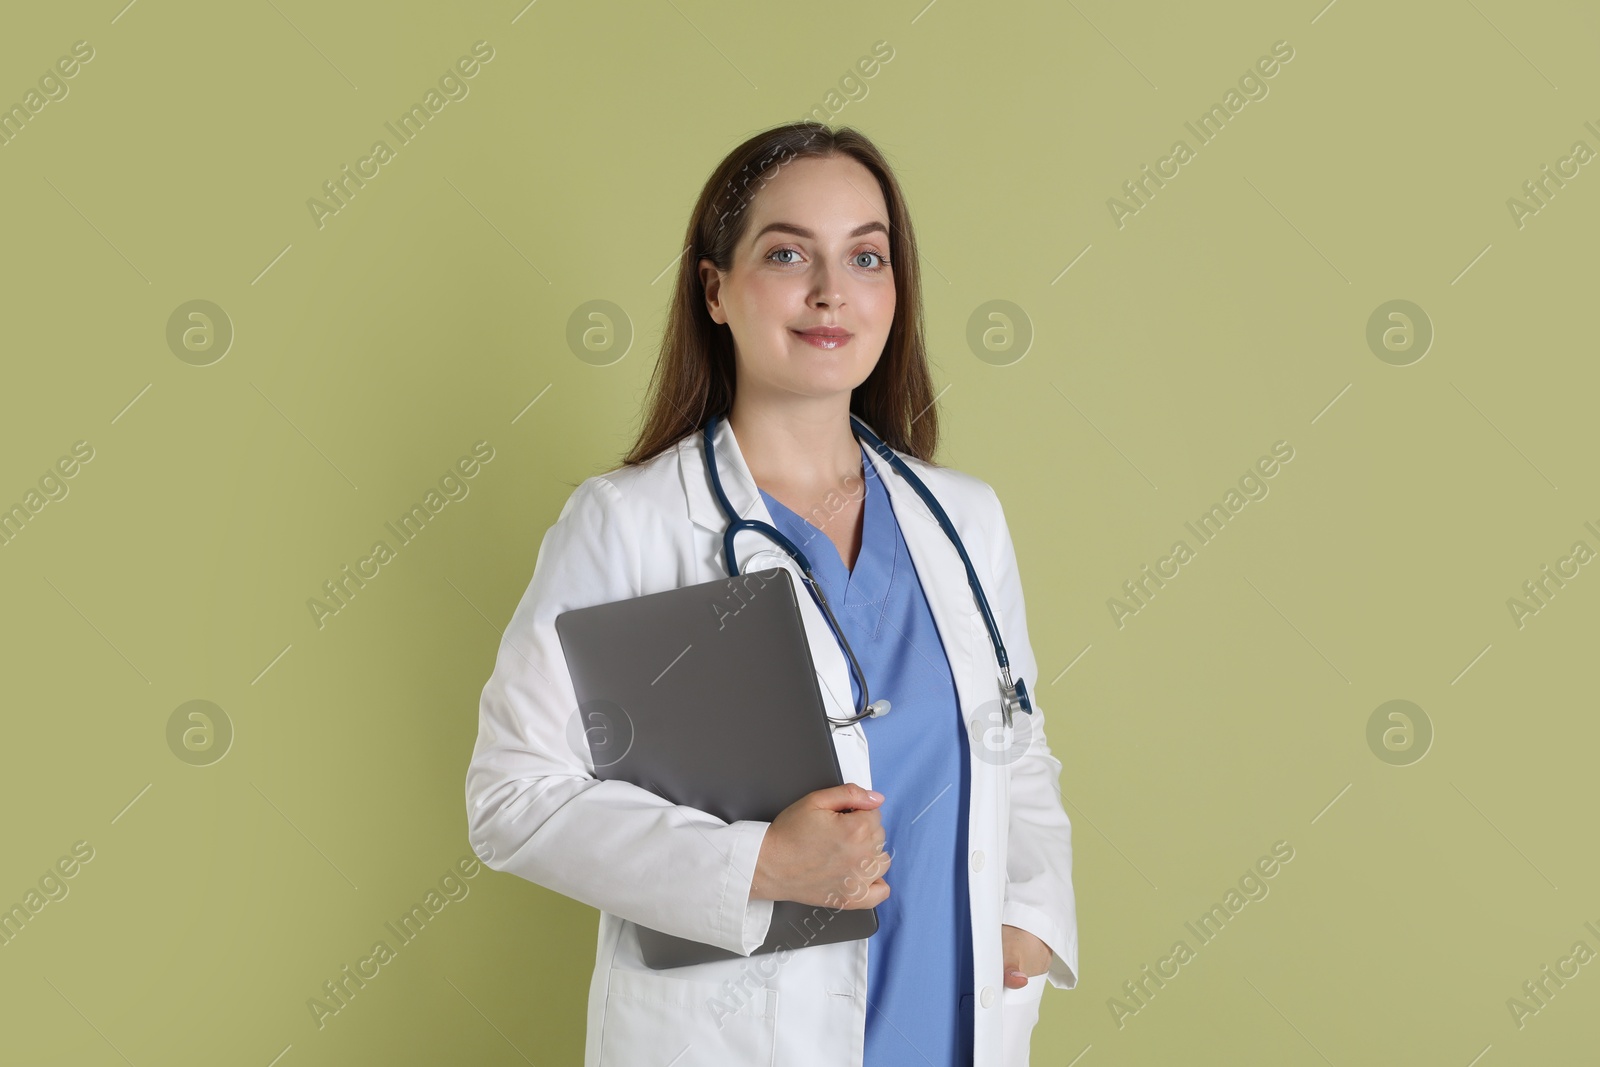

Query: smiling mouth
[[791, 328, 853, 349]]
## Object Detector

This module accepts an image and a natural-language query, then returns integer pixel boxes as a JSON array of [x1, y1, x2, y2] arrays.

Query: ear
[[698, 258, 725, 324]]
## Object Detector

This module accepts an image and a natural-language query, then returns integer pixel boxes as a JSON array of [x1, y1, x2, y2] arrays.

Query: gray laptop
[[554, 567, 879, 969]]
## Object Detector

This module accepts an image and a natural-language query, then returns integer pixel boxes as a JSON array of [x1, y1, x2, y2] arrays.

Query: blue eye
[[766, 246, 891, 270]]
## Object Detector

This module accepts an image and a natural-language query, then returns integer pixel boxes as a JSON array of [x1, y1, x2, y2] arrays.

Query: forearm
[[468, 765, 776, 954]]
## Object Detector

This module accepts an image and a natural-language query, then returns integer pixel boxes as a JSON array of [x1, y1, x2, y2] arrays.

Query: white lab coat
[[464, 416, 1078, 1066]]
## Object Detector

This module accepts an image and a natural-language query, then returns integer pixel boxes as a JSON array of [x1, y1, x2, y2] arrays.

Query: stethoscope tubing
[[701, 411, 1033, 728]]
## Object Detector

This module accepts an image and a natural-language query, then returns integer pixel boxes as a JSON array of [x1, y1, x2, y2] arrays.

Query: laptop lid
[[554, 567, 878, 968]]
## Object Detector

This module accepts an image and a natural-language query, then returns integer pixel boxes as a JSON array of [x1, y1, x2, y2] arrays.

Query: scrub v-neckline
[[759, 443, 891, 610]]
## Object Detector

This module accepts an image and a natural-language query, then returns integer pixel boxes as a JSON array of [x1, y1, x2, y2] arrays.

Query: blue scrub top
[[759, 444, 975, 1066]]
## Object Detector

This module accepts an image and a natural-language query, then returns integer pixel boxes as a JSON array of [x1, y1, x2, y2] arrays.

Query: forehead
[[744, 154, 889, 236]]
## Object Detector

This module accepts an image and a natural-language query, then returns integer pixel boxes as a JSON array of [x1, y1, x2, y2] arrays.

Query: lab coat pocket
[[1000, 971, 1047, 1066], [597, 965, 778, 1067]]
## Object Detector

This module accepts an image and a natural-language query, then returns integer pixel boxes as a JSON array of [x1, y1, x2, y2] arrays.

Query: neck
[[726, 392, 861, 493]]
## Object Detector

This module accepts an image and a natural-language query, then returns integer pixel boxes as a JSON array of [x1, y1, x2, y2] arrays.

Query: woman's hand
[[750, 783, 890, 909], [1001, 924, 1051, 987]]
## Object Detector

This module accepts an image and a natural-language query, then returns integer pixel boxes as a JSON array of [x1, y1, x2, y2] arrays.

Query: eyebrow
[[750, 220, 889, 244]]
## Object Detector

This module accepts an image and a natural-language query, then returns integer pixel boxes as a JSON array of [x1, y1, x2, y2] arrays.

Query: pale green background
[[2, 0, 1596, 1064]]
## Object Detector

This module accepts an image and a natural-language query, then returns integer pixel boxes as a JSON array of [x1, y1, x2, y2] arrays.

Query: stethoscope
[[702, 411, 1034, 730]]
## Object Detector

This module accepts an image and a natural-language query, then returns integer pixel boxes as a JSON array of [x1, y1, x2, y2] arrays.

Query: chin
[[780, 375, 867, 400]]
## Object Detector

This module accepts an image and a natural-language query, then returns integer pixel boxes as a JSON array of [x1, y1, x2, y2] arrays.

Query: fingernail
[[868, 791, 883, 801], [1009, 970, 1025, 979]]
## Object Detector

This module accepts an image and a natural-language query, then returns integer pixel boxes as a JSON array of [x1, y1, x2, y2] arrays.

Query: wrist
[[749, 826, 774, 901]]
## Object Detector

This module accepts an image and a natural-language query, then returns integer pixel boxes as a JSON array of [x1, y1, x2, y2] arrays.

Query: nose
[[808, 258, 844, 309]]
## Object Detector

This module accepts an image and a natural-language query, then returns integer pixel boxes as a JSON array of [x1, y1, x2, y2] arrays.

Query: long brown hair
[[620, 121, 939, 467]]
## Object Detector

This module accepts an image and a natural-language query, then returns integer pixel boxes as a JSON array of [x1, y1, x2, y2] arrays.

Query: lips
[[791, 326, 852, 349]]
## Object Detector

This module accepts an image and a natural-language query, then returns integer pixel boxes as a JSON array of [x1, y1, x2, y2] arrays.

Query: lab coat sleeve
[[464, 475, 775, 955], [986, 483, 1080, 990]]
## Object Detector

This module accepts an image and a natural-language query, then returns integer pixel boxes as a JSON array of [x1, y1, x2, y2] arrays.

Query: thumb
[[1003, 953, 1028, 987], [814, 782, 884, 812]]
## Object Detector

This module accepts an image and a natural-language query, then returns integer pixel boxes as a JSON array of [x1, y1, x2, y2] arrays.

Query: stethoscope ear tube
[[803, 568, 884, 728], [701, 413, 1033, 729], [848, 414, 1035, 722]]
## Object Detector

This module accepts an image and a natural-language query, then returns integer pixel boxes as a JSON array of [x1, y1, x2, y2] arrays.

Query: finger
[[819, 783, 884, 812], [873, 845, 892, 878], [850, 877, 890, 909]]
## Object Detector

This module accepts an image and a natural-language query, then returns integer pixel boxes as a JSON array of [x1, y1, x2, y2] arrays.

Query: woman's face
[[700, 153, 896, 406]]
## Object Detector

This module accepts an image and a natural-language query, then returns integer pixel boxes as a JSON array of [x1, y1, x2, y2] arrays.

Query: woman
[[465, 121, 1078, 1067]]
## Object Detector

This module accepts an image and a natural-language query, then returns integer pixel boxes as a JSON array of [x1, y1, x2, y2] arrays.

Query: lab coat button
[[970, 850, 985, 872], [980, 985, 996, 1008]]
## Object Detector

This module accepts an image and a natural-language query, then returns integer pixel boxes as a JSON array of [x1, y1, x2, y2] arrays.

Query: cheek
[[739, 274, 804, 319], [865, 283, 896, 330]]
